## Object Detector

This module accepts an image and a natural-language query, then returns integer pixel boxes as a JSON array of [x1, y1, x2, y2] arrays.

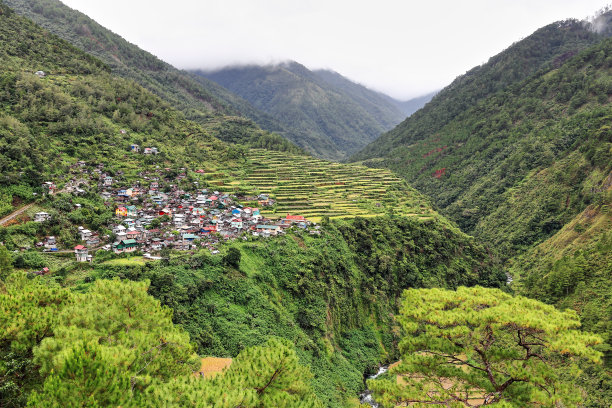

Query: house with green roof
[[112, 239, 139, 254]]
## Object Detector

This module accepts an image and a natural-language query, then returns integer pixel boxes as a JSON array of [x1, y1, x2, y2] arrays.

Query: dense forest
[[0, 1, 610, 407], [194, 62, 408, 161], [349, 13, 612, 406], [349, 18, 612, 253], [3, 0, 305, 153]]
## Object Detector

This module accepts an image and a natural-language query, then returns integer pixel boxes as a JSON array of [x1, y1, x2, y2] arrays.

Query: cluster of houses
[[105, 185, 316, 255], [129, 144, 159, 155], [31, 163, 321, 264]]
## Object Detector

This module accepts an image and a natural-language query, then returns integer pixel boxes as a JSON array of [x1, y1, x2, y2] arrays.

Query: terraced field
[[204, 149, 437, 222]]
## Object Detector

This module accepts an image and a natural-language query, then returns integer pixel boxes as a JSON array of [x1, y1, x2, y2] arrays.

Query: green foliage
[[27, 341, 133, 408], [351, 22, 612, 256], [4, 0, 306, 154], [0, 2, 236, 192], [1, 271, 322, 407], [0, 273, 73, 406], [86, 217, 504, 406], [0, 244, 12, 279], [26, 279, 198, 406], [34, 279, 199, 379], [13, 251, 45, 269], [210, 116, 305, 154], [511, 198, 612, 406], [143, 338, 323, 407], [196, 62, 407, 160], [369, 286, 603, 407], [223, 247, 242, 268]]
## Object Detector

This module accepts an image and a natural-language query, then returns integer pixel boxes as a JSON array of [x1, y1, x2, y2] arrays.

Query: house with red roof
[[281, 214, 306, 226], [74, 245, 90, 262]]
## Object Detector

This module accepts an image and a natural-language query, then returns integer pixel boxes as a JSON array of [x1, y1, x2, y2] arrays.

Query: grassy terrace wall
[[203, 149, 437, 223]]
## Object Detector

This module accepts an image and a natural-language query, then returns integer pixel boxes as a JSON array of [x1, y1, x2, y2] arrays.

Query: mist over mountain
[[3, 0, 305, 153], [311, 69, 435, 119], [1, 0, 611, 406], [194, 62, 428, 160], [392, 90, 438, 117]]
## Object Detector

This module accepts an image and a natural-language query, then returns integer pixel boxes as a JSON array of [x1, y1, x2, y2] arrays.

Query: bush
[[13, 251, 45, 269]]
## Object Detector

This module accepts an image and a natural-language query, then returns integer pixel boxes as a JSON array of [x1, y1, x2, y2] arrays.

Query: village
[[32, 154, 320, 263]]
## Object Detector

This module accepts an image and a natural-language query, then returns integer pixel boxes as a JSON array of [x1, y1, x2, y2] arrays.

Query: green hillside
[[3, 0, 302, 152], [351, 18, 604, 162], [0, 4, 512, 407], [509, 185, 612, 407], [0, 3, 233, 191], [194, 62, 408, 161], [512, 183, 611, 352], [3, 0, 226, 118], [347, 17, 612, 404], [352, 28, 612, 255]]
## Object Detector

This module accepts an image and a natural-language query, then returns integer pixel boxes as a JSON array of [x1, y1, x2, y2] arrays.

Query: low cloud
[[62, 0, 608, 100]]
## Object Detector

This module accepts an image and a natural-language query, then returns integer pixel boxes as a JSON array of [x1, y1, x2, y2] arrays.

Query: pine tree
[[29, 279, 200, 405], [368, 286, 603, 407], [0, 245, 12, 279], [141, 338, 323, 407], [0, 272, 72, 406]]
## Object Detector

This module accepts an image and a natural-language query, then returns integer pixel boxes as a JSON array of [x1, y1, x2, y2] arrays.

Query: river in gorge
[[359, 366, 388, 407]]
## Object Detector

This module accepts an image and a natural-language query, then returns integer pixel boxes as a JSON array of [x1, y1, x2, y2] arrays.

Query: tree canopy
[[368, 286, 603, 407]]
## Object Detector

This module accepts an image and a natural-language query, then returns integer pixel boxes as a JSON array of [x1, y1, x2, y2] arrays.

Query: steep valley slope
[[0, 4, 506, 407], [195, 62, 418, 161]]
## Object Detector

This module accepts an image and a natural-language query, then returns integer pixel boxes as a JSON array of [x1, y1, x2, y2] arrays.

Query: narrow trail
[[0, 203, 35, 226]]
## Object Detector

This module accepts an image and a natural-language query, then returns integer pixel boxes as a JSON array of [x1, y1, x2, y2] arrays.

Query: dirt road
[[0, 203, 35, 226]]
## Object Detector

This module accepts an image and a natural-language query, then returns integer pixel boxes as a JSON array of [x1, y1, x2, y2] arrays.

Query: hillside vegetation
[[3, 0, 303, 153], [353, 27, 612, 255], [348, 16, 612, 405], [509, 183, 612, 407], [0, 5, 512, 407], [195, 62, 408, 160], [0, 1, 236, 197], [351, 19, 604, 161]]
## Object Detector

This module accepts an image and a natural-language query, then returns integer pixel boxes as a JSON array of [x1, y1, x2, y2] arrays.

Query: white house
[[173, 214, 186, 228], [74, 245, 91, 262], [79, 227, 92, 242], [34, 212, 51, 222]]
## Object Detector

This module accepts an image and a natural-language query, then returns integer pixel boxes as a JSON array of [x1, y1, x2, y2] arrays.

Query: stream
[[359, 366, 388, 407]]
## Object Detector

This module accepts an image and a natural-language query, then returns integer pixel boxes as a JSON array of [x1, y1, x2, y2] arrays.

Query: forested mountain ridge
[[348, 15, 612, 402], [349, 18, 612, 254], [509, 182, 612, 407], [194, 62, 410, 160], [351, 18, 606, 161], [0, 4, 511, 407], [4, 0, 227, 118], [312, 69, 435, 120], [3, 0, 305, 153]]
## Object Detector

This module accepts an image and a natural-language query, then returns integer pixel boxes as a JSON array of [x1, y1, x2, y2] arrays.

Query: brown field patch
[[196, 357, 232, 378]]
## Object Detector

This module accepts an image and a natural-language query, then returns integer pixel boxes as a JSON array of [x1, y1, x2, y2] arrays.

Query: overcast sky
[[61, 0, 608, 100]]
